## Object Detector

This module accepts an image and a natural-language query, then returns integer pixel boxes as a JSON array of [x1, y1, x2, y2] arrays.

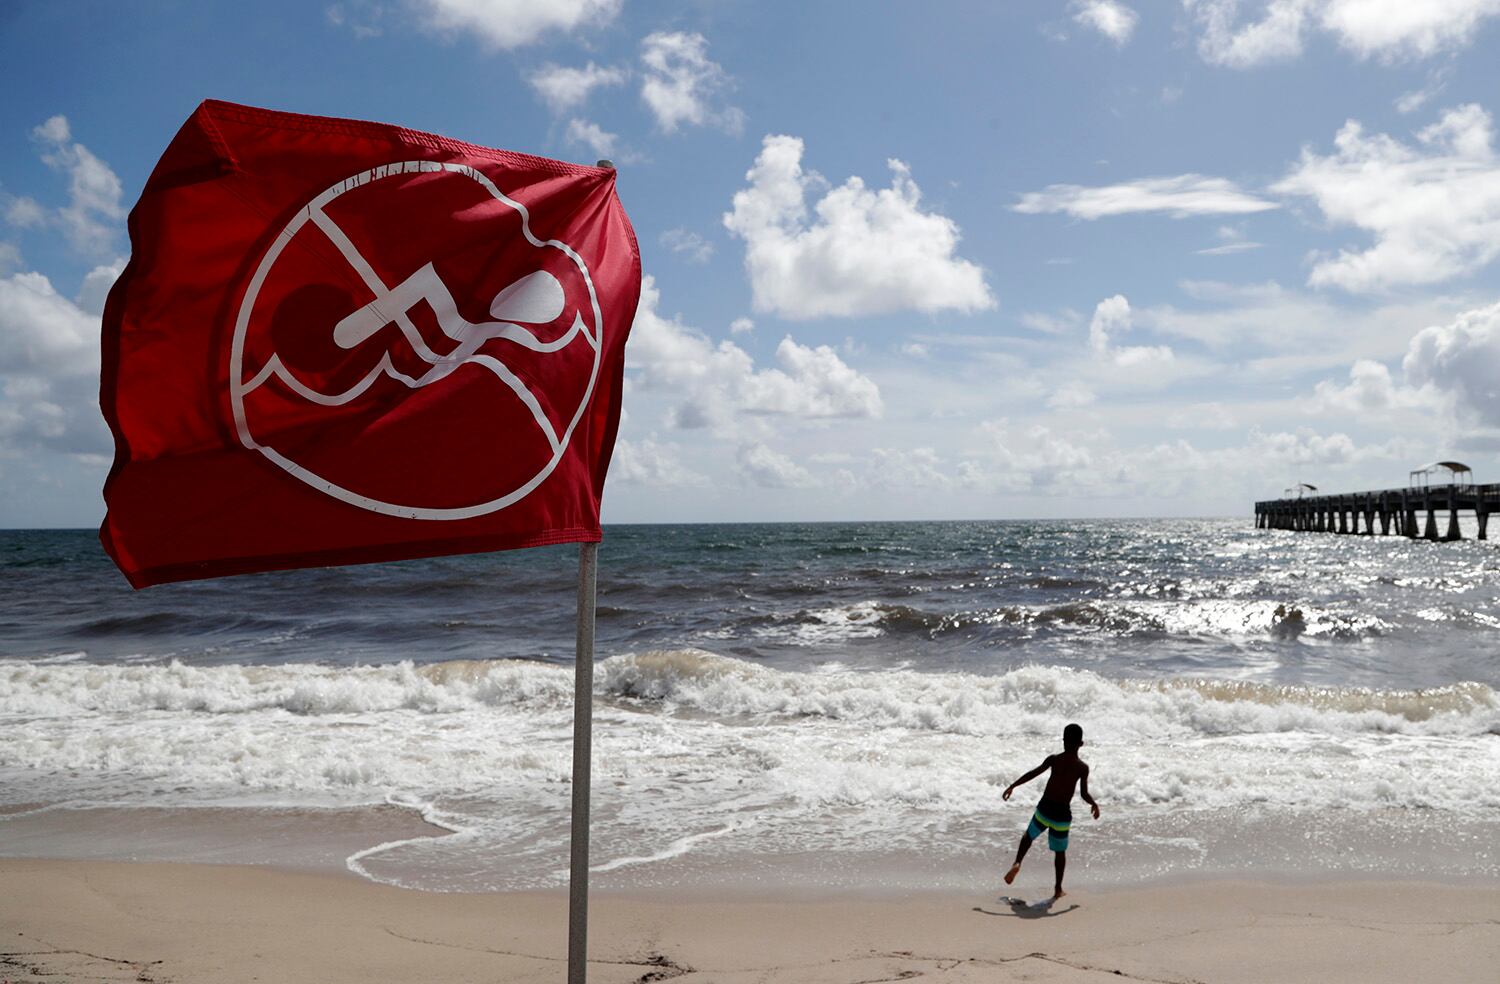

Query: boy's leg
[[1053, 850, 1066, 897], [1005, 830, 1035, 884], [1013, 830, 1035, 866]]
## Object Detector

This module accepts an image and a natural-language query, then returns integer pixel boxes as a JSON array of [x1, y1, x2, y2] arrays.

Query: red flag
[[99, 101, 640, 588]]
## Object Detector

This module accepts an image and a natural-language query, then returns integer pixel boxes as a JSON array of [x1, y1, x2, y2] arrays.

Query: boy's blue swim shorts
[[1026, 798, 1071, 852]]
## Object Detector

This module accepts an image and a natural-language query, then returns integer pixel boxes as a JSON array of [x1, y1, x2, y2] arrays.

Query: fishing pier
[[1255, 462, 1499, 541]]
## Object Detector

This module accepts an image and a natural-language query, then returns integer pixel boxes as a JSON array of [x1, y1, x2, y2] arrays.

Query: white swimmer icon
[[229, 160, 607, 521], [241, 259, 592, 454]]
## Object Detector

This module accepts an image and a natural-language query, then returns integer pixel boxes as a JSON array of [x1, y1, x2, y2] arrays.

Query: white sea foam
[[744, 597, 1391, 646], [974, 598, 1387, 640], [1, 651, 87, 665], [3, 654, 1496, 747], [2, 653, 1497, 890], [598, 650, 1496, 738], [1116, 598, 1390, 639], [752, 600, 890, 644], [590, 821, 748, 873]]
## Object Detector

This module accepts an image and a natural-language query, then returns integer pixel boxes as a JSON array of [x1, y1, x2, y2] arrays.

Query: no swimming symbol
[[229, 162, 606, 520]]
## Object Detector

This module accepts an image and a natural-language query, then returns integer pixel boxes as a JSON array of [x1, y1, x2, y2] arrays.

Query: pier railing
[[1255, 483, 1500, 541]]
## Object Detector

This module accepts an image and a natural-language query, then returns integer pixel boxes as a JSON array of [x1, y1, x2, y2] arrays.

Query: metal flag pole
[[568, 539, 598, 984], [568, 158, 612, 984]]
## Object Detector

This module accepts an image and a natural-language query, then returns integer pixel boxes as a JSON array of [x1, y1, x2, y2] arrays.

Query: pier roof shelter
[[1408, 461, 1474, 490]]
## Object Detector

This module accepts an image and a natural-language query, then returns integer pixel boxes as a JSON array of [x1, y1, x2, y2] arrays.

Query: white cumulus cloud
[[724, 135, 994, 319], [5, 196, 46, 229], [1302, 300, 1500, 447], [1321, 0, 1500, 61], [1186, 0, 1314, 68], [736, 442, 815, 488], [1185, 0, 1500, 68], [962, 420, 1097, 492], [564, 119, 620, 160], [953, 417, 1400, 501], [410, 0, 621, 48], [528, 62, 627, 114], [76, 258, 125, 318], [867, 447, 952, 490], [0, 268, 113, 456], [610, 437, 707, 487], [1245, 426, 1362, 466], [639, 32, 744, 134], [757, 336, 884, 418], [659, 227, 714, 263], [1401, 299, 1500, 428], [1312, 358, 1433, 412], [1089, 294, 1174, 366], [31, 115, 124, 255], [1271, 104, 1500, 291], [0, 120, 123, 458], [1014, 174, 1277, 219], [325, 3, 385, 38], [626, 275, 883, 431], [1072, 0, 1139, 44]]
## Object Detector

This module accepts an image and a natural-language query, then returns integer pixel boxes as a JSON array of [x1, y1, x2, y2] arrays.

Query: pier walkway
[[1255, 483, 1500, 541]]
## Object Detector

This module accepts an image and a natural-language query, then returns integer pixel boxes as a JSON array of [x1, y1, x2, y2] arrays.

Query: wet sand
[[1, 858, 1495, 983]]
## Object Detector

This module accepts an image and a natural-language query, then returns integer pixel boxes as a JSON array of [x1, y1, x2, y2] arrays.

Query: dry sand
[[0, 858, 1495, 983]]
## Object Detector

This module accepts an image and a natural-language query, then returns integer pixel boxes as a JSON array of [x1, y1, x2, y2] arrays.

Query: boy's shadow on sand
[[972, 896, 1080, 919]]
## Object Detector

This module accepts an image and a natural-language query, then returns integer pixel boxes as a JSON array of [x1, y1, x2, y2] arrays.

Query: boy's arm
[[1002, 756, 1053, 801], [1080, 765, 1100, 819]]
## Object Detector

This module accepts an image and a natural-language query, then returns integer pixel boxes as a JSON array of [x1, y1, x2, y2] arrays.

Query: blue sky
[[3, 0, 1500, 526]]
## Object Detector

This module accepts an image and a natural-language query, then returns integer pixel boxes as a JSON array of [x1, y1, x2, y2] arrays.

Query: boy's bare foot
[[1053, 888, 1067, 899], [1004, 863, 1020, 885]]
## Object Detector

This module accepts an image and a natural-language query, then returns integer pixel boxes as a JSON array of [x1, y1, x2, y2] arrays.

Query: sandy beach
[[8, 0, 1500, 974], [2, 858, 1495, 983]]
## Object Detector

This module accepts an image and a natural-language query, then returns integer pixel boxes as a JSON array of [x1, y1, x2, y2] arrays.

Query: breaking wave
[[4, 651, 1498, 887], [745, 597, 1389, 645], [4, 652, 1492, 740], [599, 650, 1496, 737]]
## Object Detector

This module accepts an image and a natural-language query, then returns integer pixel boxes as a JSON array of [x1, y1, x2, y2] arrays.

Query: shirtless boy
[[1001, 723, 1099, 898]]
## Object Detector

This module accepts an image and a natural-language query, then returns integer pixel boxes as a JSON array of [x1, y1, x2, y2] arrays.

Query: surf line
[[344, 793, 469, 886], [588, 817, 758, 874]]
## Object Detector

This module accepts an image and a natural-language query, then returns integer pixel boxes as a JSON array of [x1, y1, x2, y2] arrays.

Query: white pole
[[567, 540, 598, 984]]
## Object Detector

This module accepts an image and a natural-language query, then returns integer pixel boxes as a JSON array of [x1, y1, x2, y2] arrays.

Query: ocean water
[[2, 520, 1498, 893]]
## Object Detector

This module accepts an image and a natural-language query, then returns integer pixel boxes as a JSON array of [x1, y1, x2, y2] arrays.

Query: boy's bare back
[[1001, 741, 1098, 822], [1042, 750, 1088, 804]]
